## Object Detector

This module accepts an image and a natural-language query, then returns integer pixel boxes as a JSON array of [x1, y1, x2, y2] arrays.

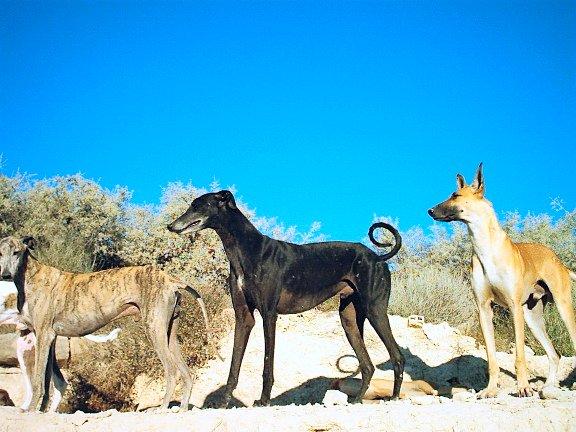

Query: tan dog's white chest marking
[[429, 163, 576, 398]]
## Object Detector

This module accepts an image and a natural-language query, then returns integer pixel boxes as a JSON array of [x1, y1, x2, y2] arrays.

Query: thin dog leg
[[48, 355, 67, 412], [511, 302, 532, 396], [340, 296, 373, 402], [476, 299, 499, 398], [222, 307, 255, 407], [255, 313, 277, 406], [367, 311, 404, 399], [17, 333, 34, 411], [524, 301, 559, 388], [29, 330, 56, 411], [553, 286, 576, 354], [168, 313, 194, 411], [146, 312, 178, 410]]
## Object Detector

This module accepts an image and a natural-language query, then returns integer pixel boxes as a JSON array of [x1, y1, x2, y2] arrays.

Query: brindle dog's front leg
[[254, 312, 277, 406], [28, 329, 56, 411], [221, 276, 255, 408]]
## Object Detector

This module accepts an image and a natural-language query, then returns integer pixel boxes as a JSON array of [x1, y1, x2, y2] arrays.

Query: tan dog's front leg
[[28, 329, 56, 412], [472, 257, 499, 398], [511, 303, 533, 397], [476, 299, 499, 398]]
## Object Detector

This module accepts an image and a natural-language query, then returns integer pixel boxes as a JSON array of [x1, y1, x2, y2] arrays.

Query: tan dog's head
[[428, 163, 492, 224], [0, 236, 36, 281]]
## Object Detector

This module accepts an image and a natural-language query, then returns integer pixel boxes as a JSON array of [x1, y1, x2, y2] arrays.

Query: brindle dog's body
[[168, 190, 405, 407], [0, 236, 209, 412], [429, 164, 576, 398]]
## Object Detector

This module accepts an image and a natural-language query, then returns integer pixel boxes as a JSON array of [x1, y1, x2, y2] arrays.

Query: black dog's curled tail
[[368, 222, 402, 261]]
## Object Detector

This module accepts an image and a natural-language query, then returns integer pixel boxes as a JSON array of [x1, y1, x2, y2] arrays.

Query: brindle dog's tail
[[182, 286, 224, 361], [368, 222, 402, 261]]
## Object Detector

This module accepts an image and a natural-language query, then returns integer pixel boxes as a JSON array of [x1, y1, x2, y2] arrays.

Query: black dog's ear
[[215, 190, 237, 209], [22, 236, 36, 250]]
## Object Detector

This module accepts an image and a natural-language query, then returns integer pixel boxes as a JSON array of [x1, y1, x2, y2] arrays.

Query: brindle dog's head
[[167, 190, 237, 235], [0, 236, 35, 281], [428, 163, 491, 224]]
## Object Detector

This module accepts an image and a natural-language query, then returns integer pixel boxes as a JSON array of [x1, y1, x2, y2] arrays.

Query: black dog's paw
[[253, 398, 270, 407]]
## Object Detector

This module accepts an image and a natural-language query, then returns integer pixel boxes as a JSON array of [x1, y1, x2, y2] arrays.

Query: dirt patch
[[1, 310, 575, 431]]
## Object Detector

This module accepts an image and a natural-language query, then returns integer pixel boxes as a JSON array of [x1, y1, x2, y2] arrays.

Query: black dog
[[168, 190, 404, 406]]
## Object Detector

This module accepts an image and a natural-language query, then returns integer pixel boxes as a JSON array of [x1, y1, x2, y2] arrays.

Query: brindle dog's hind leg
[[145, 304, 179, 410], [167, 293, 194, 411]]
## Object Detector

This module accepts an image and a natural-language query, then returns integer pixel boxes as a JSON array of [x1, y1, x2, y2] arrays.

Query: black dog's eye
[[451, 193, 460, 199], [13, 251, 19, 256]]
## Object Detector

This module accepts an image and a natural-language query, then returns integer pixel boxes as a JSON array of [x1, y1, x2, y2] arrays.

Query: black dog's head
[[0, 236, 35, 281], [167, 190, 237, 235]]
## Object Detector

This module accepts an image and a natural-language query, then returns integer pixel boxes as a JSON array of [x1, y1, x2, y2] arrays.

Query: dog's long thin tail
[[368, 222, 402, 261], [182, 286, 224, 361]]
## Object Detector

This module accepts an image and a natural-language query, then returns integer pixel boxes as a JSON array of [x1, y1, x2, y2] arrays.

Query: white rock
[[322, 390, 348, 406], [539, 386, 574, 401], [452, 391, 476, 402], [422, 322, 455, 346], [409, 395, 439, 405]]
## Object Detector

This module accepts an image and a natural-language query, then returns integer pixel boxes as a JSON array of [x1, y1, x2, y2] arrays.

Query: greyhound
[[0, 236, 211, 412], [428, 163, 576, 398], [168, 190, 404, 406], [1, 281, 121, 411]]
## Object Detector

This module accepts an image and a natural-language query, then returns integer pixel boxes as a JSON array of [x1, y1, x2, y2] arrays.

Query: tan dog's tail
[[182, 286, 224, 361]]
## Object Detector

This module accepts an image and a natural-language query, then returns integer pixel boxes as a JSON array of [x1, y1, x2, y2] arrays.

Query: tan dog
[[0, 236, 211, 412], [429, 163, 576, 397], [332, 378, 438, 400]]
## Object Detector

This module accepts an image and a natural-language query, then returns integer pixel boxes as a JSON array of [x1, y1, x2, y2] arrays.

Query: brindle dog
[[0, 236, 210, 412]]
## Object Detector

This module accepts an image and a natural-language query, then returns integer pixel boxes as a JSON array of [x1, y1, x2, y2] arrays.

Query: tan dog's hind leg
[[524, 301, 559, 388], [552, 274, 576, 356]]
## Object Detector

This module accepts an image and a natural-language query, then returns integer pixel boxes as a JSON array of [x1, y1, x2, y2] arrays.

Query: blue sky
[[1, 1, 574, 241]]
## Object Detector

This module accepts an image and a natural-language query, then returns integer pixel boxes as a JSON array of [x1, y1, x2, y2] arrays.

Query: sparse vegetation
[[0, 170, 574, 410]]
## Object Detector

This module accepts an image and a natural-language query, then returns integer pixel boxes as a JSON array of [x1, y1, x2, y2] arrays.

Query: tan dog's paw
[[516, 385, 533, 397], [477, 386, 498, 399]]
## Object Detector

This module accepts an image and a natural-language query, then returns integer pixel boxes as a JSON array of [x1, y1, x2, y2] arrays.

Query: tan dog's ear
[[470, 162, 484, 196], [21, 236, 36, 250], [456, 174, 466, 190]]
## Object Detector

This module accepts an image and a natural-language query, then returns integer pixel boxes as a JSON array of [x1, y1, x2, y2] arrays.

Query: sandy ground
[[1, 309, 576, 431]]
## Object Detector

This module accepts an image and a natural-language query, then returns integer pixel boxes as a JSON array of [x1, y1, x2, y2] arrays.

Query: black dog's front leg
[[222, 282, 255, 408], [254, 313, 277, 406]]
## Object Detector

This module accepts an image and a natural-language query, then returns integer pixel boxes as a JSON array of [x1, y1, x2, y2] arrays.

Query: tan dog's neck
[[465, 203, 509, 263]]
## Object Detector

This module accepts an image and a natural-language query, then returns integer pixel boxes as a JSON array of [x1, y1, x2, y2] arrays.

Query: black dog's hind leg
[[254, 312, 277, 406], [368, 312, 404, 398], [339, 290, 374, 403]]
